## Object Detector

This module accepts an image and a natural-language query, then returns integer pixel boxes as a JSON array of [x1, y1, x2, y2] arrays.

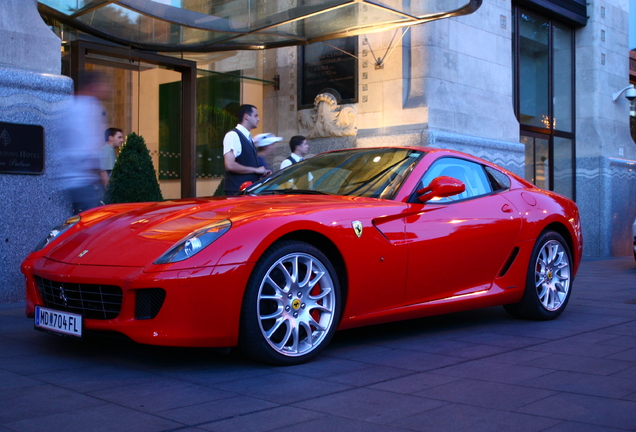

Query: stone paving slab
[[0, 257, 635, 431]]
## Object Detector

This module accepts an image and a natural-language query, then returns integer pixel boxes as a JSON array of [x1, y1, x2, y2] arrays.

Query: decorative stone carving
[[298, 93, 357, 138]]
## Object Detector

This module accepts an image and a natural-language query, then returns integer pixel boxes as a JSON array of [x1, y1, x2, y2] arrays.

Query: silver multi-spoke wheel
[[504, 230, 573, 320], [240, 240, 341, 365], [257, 252, 336, 357], [534, 239, 571, 311]]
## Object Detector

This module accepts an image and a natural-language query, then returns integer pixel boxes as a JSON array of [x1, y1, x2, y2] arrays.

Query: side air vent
[[135, 288, 166, 320], [499, 247, 520, 277]]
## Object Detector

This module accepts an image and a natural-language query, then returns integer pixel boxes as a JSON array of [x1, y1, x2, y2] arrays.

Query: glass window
[[484, 166, 511, 191], [418, 158, 492, 202], [248, 148, 424, 199], [513, 7, 575, 200], [195, 72, 241, 179], [158, 72, 240, 184], [521, 134, 549, 190], [518, 12, 549, 129], [299, 37, 357, 107], [553, 24, 573, 133]]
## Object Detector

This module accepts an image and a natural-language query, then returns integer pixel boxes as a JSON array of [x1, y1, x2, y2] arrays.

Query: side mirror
[[417, 176, 466, 203], [239, 181, 253, 192]]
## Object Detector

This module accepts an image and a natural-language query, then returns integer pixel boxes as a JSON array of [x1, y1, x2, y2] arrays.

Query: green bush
[[105, 132, 163, 204]]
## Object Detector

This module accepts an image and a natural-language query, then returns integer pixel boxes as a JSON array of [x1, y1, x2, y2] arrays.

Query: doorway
[[69, 41, 197, 199], [520, 131, 574, 200]]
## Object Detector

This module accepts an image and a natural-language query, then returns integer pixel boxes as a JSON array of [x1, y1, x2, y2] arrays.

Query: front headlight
[[33, 215, 81, 252], [155, 219, 232, 264]]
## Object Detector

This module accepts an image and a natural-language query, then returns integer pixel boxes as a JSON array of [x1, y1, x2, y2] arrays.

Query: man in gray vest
[[223, 104, 272, 195]]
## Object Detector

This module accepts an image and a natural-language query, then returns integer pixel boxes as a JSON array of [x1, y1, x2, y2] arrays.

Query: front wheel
[[504, 230, 572, 320], [239, 240, 341, 365]]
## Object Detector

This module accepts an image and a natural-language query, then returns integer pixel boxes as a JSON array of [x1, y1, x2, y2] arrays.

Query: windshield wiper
[[258, 189, 331, 195]]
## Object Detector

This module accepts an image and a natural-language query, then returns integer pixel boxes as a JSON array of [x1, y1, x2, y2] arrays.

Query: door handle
[[501, 204, 512, 213]]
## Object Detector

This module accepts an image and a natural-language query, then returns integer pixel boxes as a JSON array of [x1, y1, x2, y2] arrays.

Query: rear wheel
[[239, 240, 341, 365], [504, 230, 572, 320]]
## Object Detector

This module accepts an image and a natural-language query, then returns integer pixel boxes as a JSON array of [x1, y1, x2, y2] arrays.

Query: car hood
[[45, 195, 405, 267]]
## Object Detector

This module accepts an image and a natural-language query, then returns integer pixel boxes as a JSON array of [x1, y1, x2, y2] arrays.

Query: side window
[[418, 158, 493, 202], [484, 166, 511, 192]]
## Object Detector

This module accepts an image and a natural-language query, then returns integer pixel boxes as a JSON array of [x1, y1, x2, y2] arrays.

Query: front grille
[[135, 288, 166, 320], [35, 276, 123, 320]]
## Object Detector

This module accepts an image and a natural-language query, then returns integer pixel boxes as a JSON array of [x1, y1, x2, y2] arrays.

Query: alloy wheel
[[534, 239, 571, 311], [257, 252, 336, 357]]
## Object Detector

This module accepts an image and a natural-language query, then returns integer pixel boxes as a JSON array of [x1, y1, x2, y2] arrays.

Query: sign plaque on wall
[[299, 38, 357, 108], [0, 121, 45, 175]]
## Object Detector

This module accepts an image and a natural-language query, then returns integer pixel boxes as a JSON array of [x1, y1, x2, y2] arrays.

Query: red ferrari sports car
[[22, 146, 582, 365]]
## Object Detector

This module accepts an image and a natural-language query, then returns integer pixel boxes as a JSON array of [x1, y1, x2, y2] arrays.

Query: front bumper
[[22, 258, 253, 347]]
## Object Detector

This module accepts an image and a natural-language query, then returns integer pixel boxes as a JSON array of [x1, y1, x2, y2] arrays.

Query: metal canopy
[[38, 0, 481, 52]]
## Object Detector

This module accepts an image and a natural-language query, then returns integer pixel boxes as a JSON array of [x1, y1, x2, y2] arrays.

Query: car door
[[403, 157, 522, 305]]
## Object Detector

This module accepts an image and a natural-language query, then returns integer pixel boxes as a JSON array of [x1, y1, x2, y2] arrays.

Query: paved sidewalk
[[1, 258, 635, 432]]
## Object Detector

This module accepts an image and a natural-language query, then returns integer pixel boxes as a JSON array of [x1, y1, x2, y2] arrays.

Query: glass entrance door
[[70, 40, 197, 199], [521, 133, 549, 191], [520, 132, 574, 199], [82, 58, 185, 200]]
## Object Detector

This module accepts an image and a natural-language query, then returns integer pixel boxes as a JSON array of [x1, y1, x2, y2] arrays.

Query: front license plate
[[35, 306, 82, 337]]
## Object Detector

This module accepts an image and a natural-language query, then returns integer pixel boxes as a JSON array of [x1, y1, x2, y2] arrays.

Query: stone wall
[[0, 0, 70, 302], [0, 69, 73, 302], [575, 0, 636, 256]]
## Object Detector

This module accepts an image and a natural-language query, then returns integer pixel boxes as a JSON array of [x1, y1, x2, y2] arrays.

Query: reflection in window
[[159, 72, 240, 181], [513, 7, 575, 200], [521, 135, 549, 190], [249, 148, 423, 199], [518, 12, 549, 128], [419, 158, 492, 202], [553, 24, 573, 133]]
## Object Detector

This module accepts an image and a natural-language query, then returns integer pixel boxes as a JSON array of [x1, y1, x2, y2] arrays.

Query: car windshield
[[247, 148, 425, 199]]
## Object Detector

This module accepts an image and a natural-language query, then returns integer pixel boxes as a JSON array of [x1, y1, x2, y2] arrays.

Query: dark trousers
[[68, 183, 103, 215]]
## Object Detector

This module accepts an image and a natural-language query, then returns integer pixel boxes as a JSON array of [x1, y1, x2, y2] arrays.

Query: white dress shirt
[[223, 124, 252, 157]]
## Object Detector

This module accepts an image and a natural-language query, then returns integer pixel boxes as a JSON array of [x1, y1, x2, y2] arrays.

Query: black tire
[[504, 230, 573, 320], [239, 240, 341, 365]]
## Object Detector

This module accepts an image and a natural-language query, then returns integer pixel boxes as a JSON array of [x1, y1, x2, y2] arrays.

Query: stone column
[[575, 0, 636, 257], [0, 0, 73, 302]]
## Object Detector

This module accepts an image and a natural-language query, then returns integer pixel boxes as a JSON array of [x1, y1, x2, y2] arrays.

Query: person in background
[[223, 104, 272, 195], [280, 135, 309, 170], [58, 71, 108, 215], [254, 133, 282, 172], [100, 127, 124, 188]]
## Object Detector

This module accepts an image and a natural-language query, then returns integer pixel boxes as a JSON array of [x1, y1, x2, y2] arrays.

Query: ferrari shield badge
[[352, 221, 363, 238]]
